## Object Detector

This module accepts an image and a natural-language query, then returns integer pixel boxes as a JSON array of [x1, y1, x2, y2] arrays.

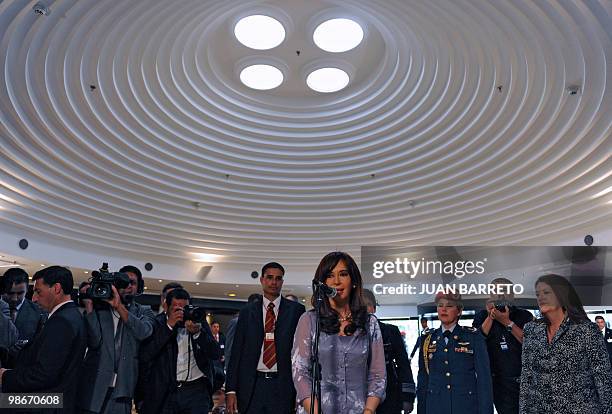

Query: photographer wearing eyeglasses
[[77, 265, 155, 414], [472, 278, 533, 414]]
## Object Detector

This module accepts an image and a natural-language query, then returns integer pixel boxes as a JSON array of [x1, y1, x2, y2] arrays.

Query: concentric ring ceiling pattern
[[0, 0, 611, 269]]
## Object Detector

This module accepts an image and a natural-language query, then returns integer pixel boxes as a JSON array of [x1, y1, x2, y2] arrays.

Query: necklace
[[338, 311, 352, 322]]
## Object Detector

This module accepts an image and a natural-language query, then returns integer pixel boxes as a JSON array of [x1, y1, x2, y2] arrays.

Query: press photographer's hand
[[79, 283, 93, 313], [105, 285, 122, 309], [167, 305, 184, 328]]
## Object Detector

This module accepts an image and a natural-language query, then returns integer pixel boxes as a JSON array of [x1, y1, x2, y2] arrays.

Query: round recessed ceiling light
[[240, 64, 284, 90], [234, 15, 285, 50], [306, 67, 349, 93], [313, 18, 363, 53]]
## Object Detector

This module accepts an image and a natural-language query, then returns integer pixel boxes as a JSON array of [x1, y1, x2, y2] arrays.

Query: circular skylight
[[313, 18, 364, 53], [234, 15, 286, 50], [240, 64, 284, 90], [306, 67, 349, 93]]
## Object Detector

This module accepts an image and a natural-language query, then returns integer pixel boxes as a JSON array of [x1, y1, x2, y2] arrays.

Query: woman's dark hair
[[535, 274, 589, 324], [312, 251, 368, 336]]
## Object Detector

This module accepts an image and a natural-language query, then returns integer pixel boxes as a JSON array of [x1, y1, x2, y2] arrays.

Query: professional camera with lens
[[183, 304, 205, 323], [81, 263, 131, 300], [494, 300, 509, 312]]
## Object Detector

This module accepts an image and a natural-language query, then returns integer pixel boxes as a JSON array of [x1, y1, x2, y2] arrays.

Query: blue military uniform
[[416, 325, 493, 414]]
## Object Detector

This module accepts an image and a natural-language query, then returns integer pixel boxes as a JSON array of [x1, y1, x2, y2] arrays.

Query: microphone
[[312, 279, 337, 298]]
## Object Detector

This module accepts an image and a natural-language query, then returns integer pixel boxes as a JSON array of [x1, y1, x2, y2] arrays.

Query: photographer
[[139, 288, 220, 414], [78, 265, 155, 414], [472, 278, 533, 414]]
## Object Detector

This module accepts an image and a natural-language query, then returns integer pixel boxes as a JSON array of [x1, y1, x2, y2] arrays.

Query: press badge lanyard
[[500, 335, 508, 351]]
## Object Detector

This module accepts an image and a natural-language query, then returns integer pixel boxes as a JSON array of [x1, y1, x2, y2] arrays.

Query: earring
[[352, 285, 356, 288]]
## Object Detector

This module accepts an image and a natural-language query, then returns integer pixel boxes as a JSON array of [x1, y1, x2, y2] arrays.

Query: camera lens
[[192, 307, 206, 322], [94, 284, 109, 297]]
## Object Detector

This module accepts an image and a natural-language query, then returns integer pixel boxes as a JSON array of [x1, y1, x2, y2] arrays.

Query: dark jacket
[[78, 302, 155, 412], [602, 327, 612, 366], [138, 312, 221, 414], [417, 325, 493, 414], [6, 298, 47, 364], [519, 320, 612, 414], [377, 321, 416, 414], [2, 301, 86, 414], [224, 316, 238, 371], [226, 296, 305, 413]]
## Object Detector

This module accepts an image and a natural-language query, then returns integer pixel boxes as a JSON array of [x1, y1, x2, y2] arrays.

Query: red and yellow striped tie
[[262, 302, 277, 369]]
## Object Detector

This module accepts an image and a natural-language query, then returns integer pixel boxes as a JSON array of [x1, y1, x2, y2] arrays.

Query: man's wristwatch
[[506, 322, 515, 331]]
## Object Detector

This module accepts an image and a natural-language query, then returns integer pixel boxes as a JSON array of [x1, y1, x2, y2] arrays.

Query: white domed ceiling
[[0, 0, 611, 287]]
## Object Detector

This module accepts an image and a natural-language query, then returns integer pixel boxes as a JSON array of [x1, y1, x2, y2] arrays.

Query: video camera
[[81, 263, 130, 301]]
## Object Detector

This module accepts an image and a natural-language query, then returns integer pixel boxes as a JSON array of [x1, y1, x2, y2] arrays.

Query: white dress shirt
[[175, 326, 204, 382]]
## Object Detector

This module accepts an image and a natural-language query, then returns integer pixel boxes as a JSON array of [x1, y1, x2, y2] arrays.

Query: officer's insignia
[[463, 326, 478, 332], [423, 333, 433, 374], [453, 335, 459, 340], [455, 347, 474, 354], [457, 341, 470, 346]]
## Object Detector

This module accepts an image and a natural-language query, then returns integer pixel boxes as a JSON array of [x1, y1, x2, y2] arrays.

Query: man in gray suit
[[0, 298, 18, 356], [1, 268, 47, 360], [78, 265, 155, 414]]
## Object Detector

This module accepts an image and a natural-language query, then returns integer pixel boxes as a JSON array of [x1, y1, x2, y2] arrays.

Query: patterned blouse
[[291, 311, 387, 414], [519, 319, 612, 414]]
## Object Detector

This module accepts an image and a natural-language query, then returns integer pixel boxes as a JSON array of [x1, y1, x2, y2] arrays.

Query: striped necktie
[[262, 302, 277, 369]]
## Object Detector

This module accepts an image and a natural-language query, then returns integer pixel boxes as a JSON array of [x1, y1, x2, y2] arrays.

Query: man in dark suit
[[410, 317, 431, 359], [78, 265, 155, 414], [139, 288, 220, 414], [210, 321, 226, 361], [224, 294, 262, 371], [226, 262, 306, 414], [1, 267, 47, 360], [0, 298, 18, 353], [363, 289, 416, 414], [0, 266, 86, 414], [595, 316, 612, 366]]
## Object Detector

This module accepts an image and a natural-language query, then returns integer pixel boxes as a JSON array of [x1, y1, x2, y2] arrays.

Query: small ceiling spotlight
[[566, 85, 581, 95], [33, 2, 50, 16]]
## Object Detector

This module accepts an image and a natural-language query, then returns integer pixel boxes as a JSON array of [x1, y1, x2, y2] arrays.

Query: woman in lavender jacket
[[292, 251, 386, 414]]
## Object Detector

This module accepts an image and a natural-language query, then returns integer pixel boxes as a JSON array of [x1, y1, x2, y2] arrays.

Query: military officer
[[416, 292, 493, 414]]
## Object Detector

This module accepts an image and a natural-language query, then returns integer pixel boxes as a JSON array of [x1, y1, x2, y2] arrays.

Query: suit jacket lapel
[[275, 297, 288, 336], [252, 300, 264, 347], [99, 309, 115, 359]]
